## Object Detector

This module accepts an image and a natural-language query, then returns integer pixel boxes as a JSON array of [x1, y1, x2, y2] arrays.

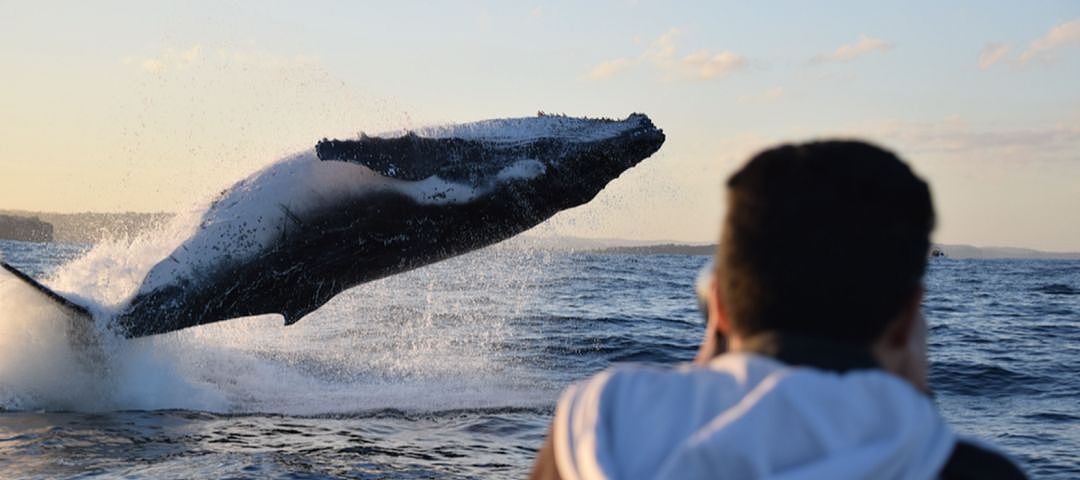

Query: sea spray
[[1, 232, 558, 414], [47, 208, 208, 310], [0, 260, 229, 411], [0, 277, 106, 410], [0, 208, 234, 412]]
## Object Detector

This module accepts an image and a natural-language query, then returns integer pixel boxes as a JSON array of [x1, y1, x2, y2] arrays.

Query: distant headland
[[593, 243, 716, 256], [0, 210, 171, 243], [0, 214, 53, 242], [1, 209, 1077, 260], [500, 237, 1077, 260], [587, 242, 1080, 260]]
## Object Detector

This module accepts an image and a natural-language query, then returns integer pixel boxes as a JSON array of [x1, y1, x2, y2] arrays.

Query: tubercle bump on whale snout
[[624, 113, 663, 140]]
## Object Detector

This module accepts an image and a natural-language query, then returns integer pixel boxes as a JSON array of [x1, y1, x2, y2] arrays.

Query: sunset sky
[[2, 1, 1079, 251]]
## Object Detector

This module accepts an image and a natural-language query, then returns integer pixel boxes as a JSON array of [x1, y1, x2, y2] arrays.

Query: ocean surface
[[0, 239, 1077, 479]]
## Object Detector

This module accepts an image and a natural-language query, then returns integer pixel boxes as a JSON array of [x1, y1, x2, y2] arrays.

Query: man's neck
[[730, 331, 880, 373]]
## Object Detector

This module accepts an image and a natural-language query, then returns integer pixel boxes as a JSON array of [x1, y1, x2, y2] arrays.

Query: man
[[530, 141, 1026, 479]]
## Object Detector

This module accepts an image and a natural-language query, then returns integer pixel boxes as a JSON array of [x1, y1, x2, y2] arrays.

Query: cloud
[[738, 86, 785, 104], [587, 58, 633, 80], [129, 45, 202, 73], [643, 28, 681, 63], [813, 34, 892, 63], [1019, 18, 1080, 64], [844, 117, 1080, 160], [681, 51, 745, 80], [586, 28, 746, 81], [977, 43, 1011, 70]]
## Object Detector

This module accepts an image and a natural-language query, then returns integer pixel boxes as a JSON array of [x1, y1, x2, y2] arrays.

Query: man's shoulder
[[551, 362, 751, 479], [552, 355, 796, 463], [560, 356, 775, 413], [941, 439, 1028, 480], [548, 358, 1027, 479], [576, 354, 785, 387], [556, 363, 694, 420]]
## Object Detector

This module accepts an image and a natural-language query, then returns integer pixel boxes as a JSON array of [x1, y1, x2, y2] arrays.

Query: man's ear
[[696, 278, 732, 363], [708, 279, 733, 337], [884, 286, 924, 348], [876, 286, 929, 393]]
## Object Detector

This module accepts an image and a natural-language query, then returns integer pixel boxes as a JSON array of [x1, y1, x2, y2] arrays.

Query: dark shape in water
[[7, 114, 665, 338]]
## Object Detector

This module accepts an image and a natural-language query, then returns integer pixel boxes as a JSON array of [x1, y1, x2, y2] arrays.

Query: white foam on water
[[0, 266, 226, 412], [2, 223, 557, 414], [126, 247, 558, 416], [0, 274, 103, 410]]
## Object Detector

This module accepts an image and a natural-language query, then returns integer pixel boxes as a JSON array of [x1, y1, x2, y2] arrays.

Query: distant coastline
[[589, 242, 1080, 260], [930, 244, 1080, 260], [2, 209, 1078, 260], [593, 243, 716, 256]]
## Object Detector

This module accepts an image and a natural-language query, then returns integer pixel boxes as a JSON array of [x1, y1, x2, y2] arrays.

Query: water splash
[[0, 221, 557, 414], [0, 262, 225, 411]]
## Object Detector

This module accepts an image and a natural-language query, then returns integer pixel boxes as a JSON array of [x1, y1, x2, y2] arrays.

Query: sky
[[1, 1, 1079, 251]]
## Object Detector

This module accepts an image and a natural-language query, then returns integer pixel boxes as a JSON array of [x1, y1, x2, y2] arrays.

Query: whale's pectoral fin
[[1, 261, 93, 320]]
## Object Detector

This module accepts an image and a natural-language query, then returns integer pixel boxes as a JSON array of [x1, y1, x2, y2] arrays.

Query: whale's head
[[314, 113, 665, 208]]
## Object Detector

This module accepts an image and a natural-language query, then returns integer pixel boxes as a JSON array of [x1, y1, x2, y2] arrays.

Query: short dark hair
[[717, 140, 935, 345]]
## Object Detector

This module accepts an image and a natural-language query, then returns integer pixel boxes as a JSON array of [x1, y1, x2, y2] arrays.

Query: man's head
[[700, 140, 935, 384]]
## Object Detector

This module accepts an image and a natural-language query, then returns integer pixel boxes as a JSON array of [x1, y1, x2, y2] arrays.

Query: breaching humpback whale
[[2, 113, 664, 338]]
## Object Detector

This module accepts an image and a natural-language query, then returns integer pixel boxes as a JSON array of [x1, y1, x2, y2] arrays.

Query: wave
[[1032, 283, 1079, 295], [930, 361, 1051, 397]]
